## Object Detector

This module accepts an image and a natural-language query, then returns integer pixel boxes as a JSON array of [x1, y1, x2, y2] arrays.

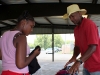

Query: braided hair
[[17, 10, 34, 23]]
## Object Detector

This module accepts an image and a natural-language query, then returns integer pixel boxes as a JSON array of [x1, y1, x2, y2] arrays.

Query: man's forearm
[[73, 46, 80, 58], [0, 57, 2, 60]]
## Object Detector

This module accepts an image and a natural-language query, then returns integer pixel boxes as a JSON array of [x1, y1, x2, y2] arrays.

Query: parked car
[[54, 47, 59, 52], [46, 48, 52, 54], [45, 47, 59, 54]]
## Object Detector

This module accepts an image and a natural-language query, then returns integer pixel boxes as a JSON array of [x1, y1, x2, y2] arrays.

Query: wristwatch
[[76, 58, 83, 64]]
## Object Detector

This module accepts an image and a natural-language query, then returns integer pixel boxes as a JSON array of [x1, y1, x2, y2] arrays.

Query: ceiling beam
[[0, 25, 15, 31], [44, 17, 53, 25], [35, 24, 75, 29], [0, 21, 12, 26], [87, 15, 91, 19], [10, 19, 39, 25], [59, 0, 62, 3], [0, 24, 75, 31], [9, 20, 17, 23], [25, 0, 32, 3], [35, 22, 39, 26], [92, 0, 98, 4], [0, 0, 7, 5], [0, 3, 100, 20]]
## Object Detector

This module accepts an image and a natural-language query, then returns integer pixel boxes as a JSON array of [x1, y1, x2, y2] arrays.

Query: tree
[[28, 43, 34, 49], [33, 34, 64, 49], [54, 34, 64, 47], [66, 40, 74, 44], [33, 34, 52, 49]]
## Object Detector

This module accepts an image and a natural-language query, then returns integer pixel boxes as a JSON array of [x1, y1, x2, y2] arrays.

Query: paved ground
[[0, 51, 83, 75], [33, 61, 83, 75]]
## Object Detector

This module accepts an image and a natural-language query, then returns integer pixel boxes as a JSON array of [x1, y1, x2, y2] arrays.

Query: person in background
[[0, 10, 40, 75], [63, 4, 100, 75]]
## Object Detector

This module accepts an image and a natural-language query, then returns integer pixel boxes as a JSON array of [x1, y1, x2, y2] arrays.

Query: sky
[[26, 35, 36, 43], [60, 34, 74, 41]]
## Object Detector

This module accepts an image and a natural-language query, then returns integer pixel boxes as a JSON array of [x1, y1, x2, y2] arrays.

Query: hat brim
[[63, 9, 87, 19]]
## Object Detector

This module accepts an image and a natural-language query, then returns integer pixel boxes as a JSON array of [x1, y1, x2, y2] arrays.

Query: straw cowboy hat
[[63, 4, 87, 19]]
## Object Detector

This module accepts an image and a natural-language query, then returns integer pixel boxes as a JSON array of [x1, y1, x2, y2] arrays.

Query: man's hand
[[64, 57, 76, 68], [68, 61, 81, 74]]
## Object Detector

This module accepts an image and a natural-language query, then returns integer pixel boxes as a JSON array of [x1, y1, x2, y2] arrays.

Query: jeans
[[83, 68, 100, 75]]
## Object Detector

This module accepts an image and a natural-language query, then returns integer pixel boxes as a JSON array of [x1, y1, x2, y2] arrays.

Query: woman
[[0, 11, 40, 75]]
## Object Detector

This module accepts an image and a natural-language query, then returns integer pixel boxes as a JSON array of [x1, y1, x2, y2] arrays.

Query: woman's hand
[[33, 49, 41, 56]]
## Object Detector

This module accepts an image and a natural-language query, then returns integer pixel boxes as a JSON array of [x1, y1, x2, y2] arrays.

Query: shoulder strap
[[13, 32, 23, 39]]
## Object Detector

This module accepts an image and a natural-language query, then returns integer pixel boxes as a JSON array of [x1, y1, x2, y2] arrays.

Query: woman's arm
[[0, 49, 2, 60], [13, 34, 40, 69]]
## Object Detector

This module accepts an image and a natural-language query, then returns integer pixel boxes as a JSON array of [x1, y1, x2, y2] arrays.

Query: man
[[63, 4, 100, 75]]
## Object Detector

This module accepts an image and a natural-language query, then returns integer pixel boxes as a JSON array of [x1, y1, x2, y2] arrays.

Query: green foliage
[[33, 34, 52, 49], [54, 34, 64, 47], [66, 40, 74, 44], [28, 43, 34, 49], [33, 34, 64, 49]]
